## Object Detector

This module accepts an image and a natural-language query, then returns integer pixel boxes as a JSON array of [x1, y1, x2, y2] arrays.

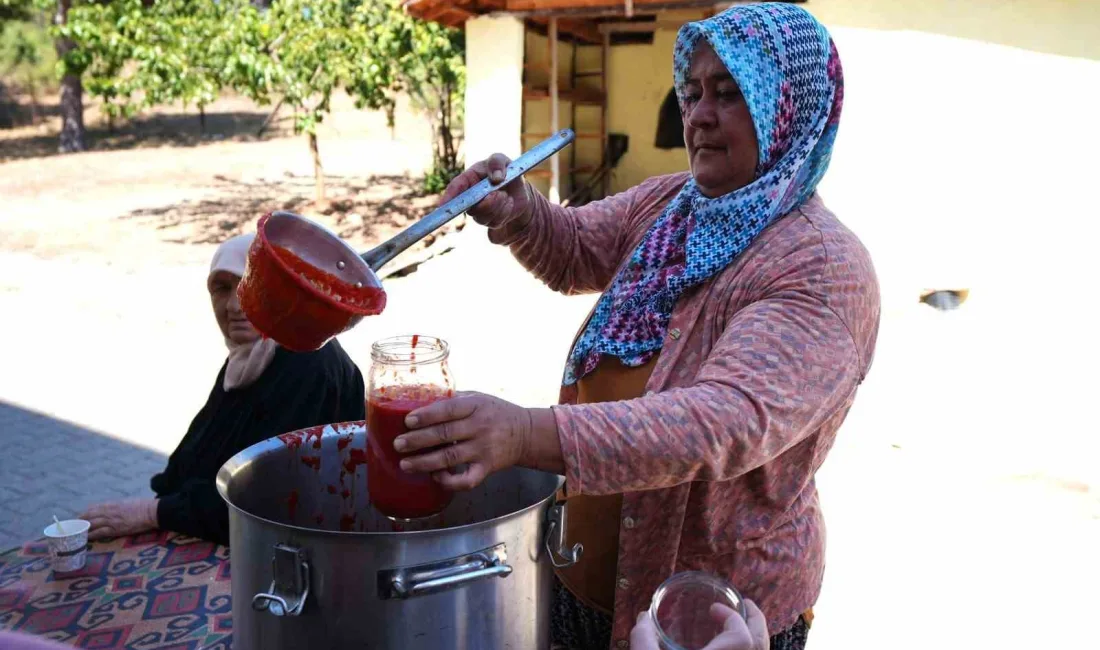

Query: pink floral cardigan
[[492, 172, 880, 646]]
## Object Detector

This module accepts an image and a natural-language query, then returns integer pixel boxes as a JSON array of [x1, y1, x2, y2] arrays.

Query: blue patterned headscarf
[[564, 3, 844, 385]]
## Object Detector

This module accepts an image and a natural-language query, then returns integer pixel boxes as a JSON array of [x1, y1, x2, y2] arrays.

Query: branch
[[256, 95, 286, 136]]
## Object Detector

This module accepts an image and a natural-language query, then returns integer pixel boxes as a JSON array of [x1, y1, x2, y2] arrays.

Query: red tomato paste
[[343, 448, 368, 474], [237, 215, 388, 351], [278, 432, 303, 450], [271, 244, 387, 312], [300, 456, 321, 471], [366, 385, 453, 519], [303, 427, 323, 449]]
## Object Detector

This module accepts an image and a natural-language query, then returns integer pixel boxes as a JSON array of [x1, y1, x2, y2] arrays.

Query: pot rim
[[216, 420, 564, 538]]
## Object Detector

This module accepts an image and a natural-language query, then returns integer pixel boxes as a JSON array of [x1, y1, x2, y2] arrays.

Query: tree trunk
[[28, 80, 39, 124], [256, 96, 286, 137], [309, 132, 325, 205], [54, 0, 85, 153]]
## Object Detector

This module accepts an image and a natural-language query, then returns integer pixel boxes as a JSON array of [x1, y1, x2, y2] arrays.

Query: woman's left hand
[[80, 498, 158, 541], [395, 392, 560, 490]]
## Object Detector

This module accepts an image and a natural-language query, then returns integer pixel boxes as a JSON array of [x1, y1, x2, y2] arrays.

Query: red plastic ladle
[[237, 130, 576, 352]]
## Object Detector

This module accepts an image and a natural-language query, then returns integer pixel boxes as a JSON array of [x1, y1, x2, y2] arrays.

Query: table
[[0, 532, 232, 649]]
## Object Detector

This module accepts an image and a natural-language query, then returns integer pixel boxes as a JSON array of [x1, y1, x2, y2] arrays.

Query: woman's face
[[209, 271, 261, 345], [682, 41, 759, 198]]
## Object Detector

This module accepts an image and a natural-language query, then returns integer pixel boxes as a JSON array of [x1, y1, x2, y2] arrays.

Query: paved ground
[[0, 401, 165, 550], [0, 25, 1098, 650]]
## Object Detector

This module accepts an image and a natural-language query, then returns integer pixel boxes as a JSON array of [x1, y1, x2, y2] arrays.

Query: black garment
[[151, 341, 365, 545], [549, 576, 810, 650]]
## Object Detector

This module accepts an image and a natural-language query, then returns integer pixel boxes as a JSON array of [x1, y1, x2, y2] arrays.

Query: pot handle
[[380, 543, 513, 600], [252, 544, 310, 617], [545, 501, 583, 569]]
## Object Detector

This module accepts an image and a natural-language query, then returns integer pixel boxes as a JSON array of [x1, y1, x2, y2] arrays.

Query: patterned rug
[[0, 532, 232, 649]]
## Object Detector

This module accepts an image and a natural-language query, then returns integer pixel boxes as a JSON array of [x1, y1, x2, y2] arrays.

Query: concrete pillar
[[463, 14, 525, 165], [459, 14, 526, 248]]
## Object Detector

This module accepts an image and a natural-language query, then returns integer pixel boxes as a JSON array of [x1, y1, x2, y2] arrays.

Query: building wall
[[605, 10, 703, 193], [807, 0, 1100, 62], [463, 2, 1099, 197], [464, 15, 526, 165], [600, 1, 1100, 194], [523, 29, 604, 201]]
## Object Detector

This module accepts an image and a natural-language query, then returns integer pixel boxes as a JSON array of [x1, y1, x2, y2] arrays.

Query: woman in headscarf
[[80, 233, 366, 546], [397, 4, 876, 649]]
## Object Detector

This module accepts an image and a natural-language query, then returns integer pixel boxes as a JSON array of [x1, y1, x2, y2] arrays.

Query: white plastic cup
[[649, 571, 748, 650], [43, 519, 90, 573]]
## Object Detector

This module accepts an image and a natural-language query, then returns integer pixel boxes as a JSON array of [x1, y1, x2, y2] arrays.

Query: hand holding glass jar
[[631, 572, 769, 650], [366, 335, 456, 521]]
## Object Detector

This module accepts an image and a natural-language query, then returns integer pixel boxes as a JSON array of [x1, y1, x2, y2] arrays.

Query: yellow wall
[[605, 10, 704, 193], [523, 30, 604, 200], [806, 0, 1100, 62]]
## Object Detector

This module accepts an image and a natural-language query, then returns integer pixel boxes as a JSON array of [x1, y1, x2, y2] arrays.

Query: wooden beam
[[561, 18, 602, 43], [500, 0, 744, 19], [529, 16, 602, 43], [440, 4, 477, 20], [600, 27, 609, 197], [597, 19, 685, 33], [506, 0, 725, 12], [549, 17, 561, 204]]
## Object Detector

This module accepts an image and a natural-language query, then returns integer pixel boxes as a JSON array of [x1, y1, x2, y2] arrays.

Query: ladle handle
[[360, 128, 576, 272]]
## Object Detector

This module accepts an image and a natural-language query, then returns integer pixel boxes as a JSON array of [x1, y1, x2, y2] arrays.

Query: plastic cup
[[43, 519, 90, 573], [648, 571, 749, 650]]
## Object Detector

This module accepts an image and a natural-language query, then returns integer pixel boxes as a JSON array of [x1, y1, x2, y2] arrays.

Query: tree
[[361, 0, 465, 192], [394, 13, 465, 192], [52, 0, 84, 151], [221, 0, 400, 205]]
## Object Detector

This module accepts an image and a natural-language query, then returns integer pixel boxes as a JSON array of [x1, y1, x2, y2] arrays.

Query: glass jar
[[366, 335, 456, 521], [648, 571, 748, 650]]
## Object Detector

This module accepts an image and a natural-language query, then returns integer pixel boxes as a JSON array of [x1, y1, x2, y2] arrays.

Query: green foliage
[[422, 163, 462, 195], [0, 18, 55, 92], [369, 0, 465, 178], [54, 0, 235, 122], [0, 0, 34, 25], [22, 0, 467, 193]]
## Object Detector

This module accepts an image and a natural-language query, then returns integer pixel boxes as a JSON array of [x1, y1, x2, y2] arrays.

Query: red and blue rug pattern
[[0, 531, 232, 649]]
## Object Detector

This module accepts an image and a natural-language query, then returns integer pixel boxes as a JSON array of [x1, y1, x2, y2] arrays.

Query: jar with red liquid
[[367, 335, 456, 521]]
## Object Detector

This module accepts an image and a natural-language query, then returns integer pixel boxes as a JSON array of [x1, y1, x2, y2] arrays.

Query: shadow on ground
[[0, 109, 292, 163], [119, 173, 438, 246], [0, 401, 167, 552]]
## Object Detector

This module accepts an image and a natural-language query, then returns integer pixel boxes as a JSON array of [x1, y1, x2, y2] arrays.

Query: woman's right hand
[[440, 153, 535, 231]]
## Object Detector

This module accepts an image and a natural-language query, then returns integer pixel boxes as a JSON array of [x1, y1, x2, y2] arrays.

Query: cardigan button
[[669, 328, 682, 340], [616, 640, 629, 649], [623, 516, 636, 529], [618, 577, 630, 590]]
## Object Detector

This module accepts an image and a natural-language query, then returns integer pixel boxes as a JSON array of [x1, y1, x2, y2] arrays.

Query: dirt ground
[[1, 26, 1098, 650]]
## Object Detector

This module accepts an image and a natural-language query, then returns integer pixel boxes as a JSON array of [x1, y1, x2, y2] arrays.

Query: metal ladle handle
[[360, 129, 576, 272]]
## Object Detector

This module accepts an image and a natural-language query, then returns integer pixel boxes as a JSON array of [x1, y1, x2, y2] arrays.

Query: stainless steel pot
[[216, 421, 582, 650]]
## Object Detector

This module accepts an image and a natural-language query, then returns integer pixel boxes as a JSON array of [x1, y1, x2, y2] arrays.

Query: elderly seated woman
[[80, 233, 366, 545]]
